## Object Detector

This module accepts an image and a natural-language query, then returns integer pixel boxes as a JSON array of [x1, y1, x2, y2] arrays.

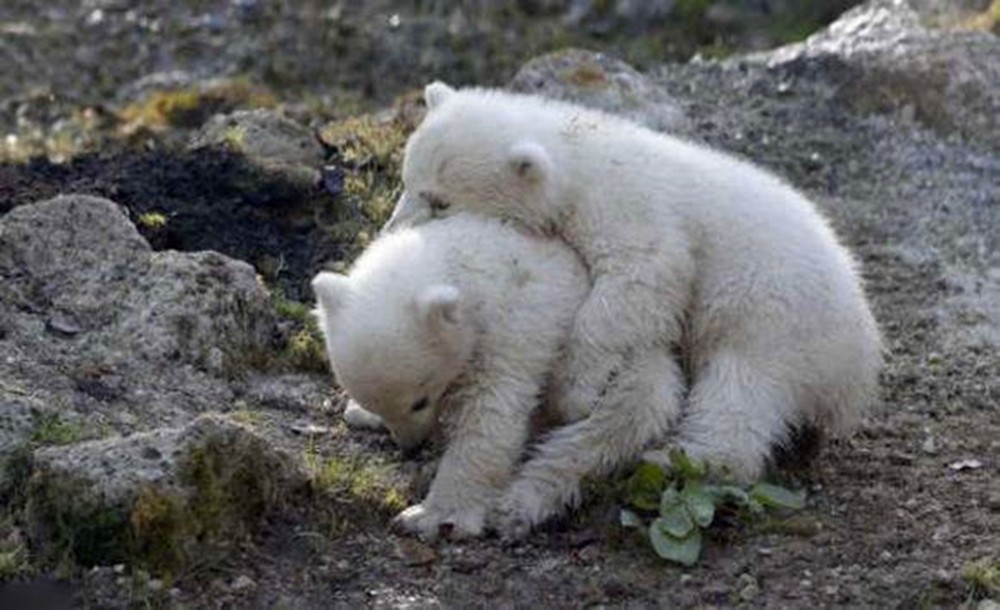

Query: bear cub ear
[[507, 141, 552, 184], [415, 284, 462, 330], [424, 82, 456, 109], [312, 272, 352, 315]]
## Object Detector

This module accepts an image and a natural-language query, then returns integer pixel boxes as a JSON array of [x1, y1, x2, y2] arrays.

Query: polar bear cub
[[386, 83, 883, 532], [312, 214, 589, 539]]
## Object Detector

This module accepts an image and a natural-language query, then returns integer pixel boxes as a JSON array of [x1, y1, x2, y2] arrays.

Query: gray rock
[[509, 49, 686, 132], [189, 108, 325, 189], [26, 413, 307, 569], [0, 195, 281, 441], [757, 0, 999, 142]]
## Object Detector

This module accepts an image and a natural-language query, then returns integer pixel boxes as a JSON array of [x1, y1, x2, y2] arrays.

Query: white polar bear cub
[[312, 214, 589, 539], [386, 83, 883, 531]]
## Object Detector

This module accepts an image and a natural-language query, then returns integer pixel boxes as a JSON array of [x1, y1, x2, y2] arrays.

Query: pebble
[[737, 573, 759, 602], [230, 575, 257, 592], [921, 436, 937, 455], [395, 538, 436, 567]]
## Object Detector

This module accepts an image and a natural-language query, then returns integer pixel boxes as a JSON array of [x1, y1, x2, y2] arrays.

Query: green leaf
[[620, 509, 644, 529], [682, 483, 716, 527], [660, 486, 682, 511], [658, 501, 694, 538], [626, 462, 667, 510], [750, 483, 807, 510], [707, 484, 750, 506], [648, 521, 703, 566], [747, 498, 765, 515], [668, 448, 707, 480]]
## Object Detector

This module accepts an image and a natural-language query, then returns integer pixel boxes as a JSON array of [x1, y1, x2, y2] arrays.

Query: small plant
[[0, 517, 30, 580], [620, 449, 806, 566], [963, 557, 1000, 601], [29, 413, 84, 447], [137, 212, 169, 230]]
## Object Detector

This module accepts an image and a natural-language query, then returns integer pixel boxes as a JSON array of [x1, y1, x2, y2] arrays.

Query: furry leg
[[667, 349, 798, 482], [495, 350, 683, 538]]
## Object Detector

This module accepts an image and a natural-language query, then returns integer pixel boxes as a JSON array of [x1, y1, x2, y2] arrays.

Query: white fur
[[312, 214, 589, 539], [386, 84, 883, 534]]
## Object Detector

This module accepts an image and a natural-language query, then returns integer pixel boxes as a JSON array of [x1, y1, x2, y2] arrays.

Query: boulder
[[25, 414, 307, 571], [758, 0, 999, 143], [189, 108, 325, 191], [0, 195, 282, 463], [509, 49, 686, 132]]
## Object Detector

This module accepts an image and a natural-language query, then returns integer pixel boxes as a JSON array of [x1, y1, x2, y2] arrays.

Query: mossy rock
[[24, 414, 308, 576]]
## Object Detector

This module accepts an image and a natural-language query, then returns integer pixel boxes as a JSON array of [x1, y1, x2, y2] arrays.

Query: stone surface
[[509, 48, 686, 132], [189, 109, 325, 189], [25, 414, 307, 569], [0, 195, 282, 454], [758, 0, 1000, 143]]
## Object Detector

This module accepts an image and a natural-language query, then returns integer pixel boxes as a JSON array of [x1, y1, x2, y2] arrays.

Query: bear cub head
[[312, 272, 476, 450], [385, 82, 562, 233]]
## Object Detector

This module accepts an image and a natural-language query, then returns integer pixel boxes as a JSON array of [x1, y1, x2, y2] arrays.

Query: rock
[[395, 538, 437, 567], [25, 414, 307, 571], [0, 195, 282, 447], [758, 0, 999, 143], [737, 573, 760, 602], [509, 49, 686, 132], [230, 574, 257, 592], [189, 109, 325, 190]]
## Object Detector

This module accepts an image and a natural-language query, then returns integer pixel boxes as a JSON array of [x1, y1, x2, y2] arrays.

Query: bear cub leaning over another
[[384, 82, 883, 536]]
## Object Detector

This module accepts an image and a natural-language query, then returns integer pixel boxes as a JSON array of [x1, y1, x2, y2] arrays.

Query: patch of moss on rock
[[305, 449, 410, 535], [23, 415, 308, 577], [120, 78, 278, 134], [317, 94, 426, 256]]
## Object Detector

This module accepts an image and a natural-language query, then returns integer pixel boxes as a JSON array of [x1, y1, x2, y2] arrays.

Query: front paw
[[492, 480, 558, 542], [343, 399, 385, 430], [392, 502, 487, 541]]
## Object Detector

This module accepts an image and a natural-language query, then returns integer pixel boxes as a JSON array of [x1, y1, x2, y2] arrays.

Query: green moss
[[307, 451, 408, 519], [0, 516, 30, 581], [25, 472, 130, 568], [961, 0, 1000, 32], [316, 100, 421, 260], [29, 413, 84, 447], [274, 295, 314, 324], [563, 61, 608, 88], [284, 328, 328, 373], [220, 124, 248, 151], [128, 487, 188, 576], [963, 557, 1000, 600], [676, 0, 713, 19], [137, 211, 169, 230], [120, 78, 278, 132], [271, 295, 329, 374]]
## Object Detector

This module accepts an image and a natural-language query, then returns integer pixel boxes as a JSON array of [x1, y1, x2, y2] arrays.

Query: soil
[[0, 147, 352, 300], [1, 1, 997, 609]]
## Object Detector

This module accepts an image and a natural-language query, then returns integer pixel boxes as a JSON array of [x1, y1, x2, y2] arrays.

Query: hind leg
[[649, 349, 798, 482], [494, 349, 684, 538]]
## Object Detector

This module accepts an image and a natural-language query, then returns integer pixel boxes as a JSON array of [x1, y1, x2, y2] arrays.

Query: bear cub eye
[[411, 396, 429, 413], [421, 192, 450, 213]]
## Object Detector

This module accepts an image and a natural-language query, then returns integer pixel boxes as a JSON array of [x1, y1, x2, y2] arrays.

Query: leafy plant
[[621, 449, 806, 566], [963, 557, 1000, 601]]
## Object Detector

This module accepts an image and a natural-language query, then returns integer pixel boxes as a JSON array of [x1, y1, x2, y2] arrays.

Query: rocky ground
[[0, 0, 998, 608]]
